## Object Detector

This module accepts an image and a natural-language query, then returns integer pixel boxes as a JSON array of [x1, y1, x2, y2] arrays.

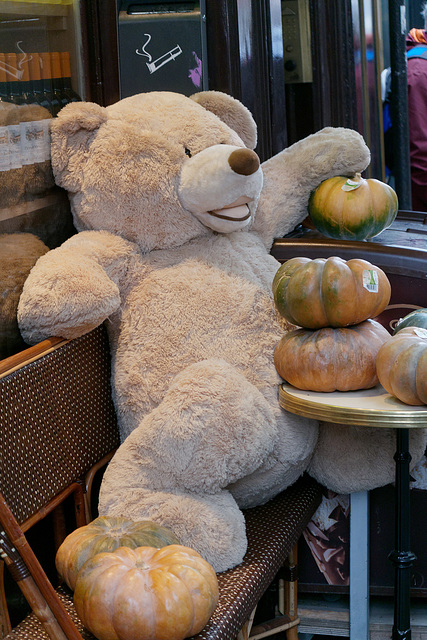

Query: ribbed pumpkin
[[56, 516, 180, 590], [274, 319, 390, 392], [308, 174, 398, 240], [272, 256, 391, 329], [73, 545, 219, 640], [393, 308, 427, 335], [376, 326, 427, 405]]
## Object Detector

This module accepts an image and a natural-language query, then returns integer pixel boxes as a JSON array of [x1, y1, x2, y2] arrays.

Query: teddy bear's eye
[[184, 147, 192, 158]]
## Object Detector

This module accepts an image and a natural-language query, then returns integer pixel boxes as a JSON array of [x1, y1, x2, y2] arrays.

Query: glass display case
[[0, 0, 86, 234], [0, 0, 91, 359]]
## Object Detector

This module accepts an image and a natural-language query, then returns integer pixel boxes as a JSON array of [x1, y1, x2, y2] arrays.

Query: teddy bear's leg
[[99, 358, 283, 571], [308, 422, 427, 494], [117, 358, 282, 492], [98, 484, 247, 573]]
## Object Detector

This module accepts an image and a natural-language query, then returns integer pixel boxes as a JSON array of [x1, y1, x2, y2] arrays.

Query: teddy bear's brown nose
[[228, 148, 260, 176]]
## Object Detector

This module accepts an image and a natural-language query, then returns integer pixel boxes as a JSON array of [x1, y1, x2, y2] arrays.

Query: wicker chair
[[0, 325, 120, 640], [0, 324, 322, 640]]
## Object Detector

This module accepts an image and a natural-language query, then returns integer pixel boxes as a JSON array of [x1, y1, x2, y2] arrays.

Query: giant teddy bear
[[17, 91, 427, 572]]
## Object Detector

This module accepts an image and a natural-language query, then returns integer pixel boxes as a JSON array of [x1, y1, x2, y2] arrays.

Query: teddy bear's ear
[[190, 91, 257, 150], [50, 101, 108, 191]]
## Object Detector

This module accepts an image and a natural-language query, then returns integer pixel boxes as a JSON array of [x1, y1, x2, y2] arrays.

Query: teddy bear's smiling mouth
[[208, 204, 250, 222], [208, 196, 252, 222]]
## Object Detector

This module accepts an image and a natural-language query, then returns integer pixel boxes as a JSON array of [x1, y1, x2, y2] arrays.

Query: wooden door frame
[[80, 0, 120, 106], [205, 0, 287, 161], [309, 0, 358, 130], [80, 1, 359, 153]]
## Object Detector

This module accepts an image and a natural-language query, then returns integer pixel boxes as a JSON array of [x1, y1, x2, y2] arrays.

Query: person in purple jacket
[[405, 3, 427, 211], [383, 3, 427, 211]]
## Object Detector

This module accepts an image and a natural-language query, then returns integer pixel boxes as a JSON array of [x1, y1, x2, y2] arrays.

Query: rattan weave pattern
[[0, 325, 120, 525], [192, 474, 322, 640], [4, 474, 321, 640], [3, 591, 93, 640]]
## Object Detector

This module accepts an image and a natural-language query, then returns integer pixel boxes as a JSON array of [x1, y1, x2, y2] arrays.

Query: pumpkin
[[393, 308, 427, 335], [272, 256, 391, 329], [308, 173, 398, 240], [376, 326, 427, 405], [274, 319, 390, 392], [73, 544, 219, 640], [56, 516, 180, 590]]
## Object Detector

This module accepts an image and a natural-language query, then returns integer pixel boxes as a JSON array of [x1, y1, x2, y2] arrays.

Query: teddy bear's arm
[[18, 230, 139, 344], [252, 126, 371, 248]]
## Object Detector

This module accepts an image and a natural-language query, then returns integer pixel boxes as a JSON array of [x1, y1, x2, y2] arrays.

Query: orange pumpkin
[[308, 173, 398, 240], [56, 516, 180, 590], [274, 319, 391, 392], [73, 545, 219, 640], [272, 256, 391, 329], [376, 326, 427, 405]]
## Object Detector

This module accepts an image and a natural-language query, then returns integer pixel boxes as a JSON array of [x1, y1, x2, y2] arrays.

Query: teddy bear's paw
[[255, 127, 371, 245], [304, 127, 371, 182], [308, 423, 427, 494], [121, 358, 280, 493], [18, 250, 121, 343], [98, 486, 247, 573]]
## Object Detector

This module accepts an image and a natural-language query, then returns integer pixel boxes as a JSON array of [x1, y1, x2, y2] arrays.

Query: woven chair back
[[0, 325, 120, 527]]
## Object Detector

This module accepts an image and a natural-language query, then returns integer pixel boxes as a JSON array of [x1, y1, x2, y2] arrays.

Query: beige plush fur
[[0, 233, 49, 359], [17, 91, 427, 572], [308, 421, 427, 495]]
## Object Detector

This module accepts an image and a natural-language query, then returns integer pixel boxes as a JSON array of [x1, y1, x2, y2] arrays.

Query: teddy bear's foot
[[98, 486, 247, 573], [308, 422, 427, 494]]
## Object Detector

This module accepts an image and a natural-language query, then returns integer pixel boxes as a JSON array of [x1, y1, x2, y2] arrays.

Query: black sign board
[[118, 5, 206, 97]]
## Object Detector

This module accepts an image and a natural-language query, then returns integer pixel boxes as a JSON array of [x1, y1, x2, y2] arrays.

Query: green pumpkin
[[272, 256, 391, 329], [56, 516, 180, 590], [393, 308, 427, 335], [308, 174, 398, 241]]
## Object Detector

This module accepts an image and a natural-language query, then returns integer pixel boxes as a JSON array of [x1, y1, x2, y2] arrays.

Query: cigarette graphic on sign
[[146, 45, 182, 74], [136, 34, 182, 74]]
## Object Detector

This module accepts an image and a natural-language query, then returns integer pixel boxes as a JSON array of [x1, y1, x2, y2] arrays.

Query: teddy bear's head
[[50, 91, 264, 252]]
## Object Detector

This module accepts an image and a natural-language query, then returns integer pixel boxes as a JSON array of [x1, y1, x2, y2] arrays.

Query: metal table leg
[[388, 427, 417, 640], [350, 490, 370, 640]]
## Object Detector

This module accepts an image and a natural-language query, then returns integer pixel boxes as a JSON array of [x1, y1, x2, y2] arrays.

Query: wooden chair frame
[[0, 492, 83, 640], [0, 326, 322, 640]]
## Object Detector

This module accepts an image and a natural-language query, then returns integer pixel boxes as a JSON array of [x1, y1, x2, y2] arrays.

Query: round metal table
[[279, 382, 427, 640]]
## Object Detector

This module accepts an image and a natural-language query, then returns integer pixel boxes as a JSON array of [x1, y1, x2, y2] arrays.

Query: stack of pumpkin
[[272, 256, 392, 392], [55, 517, 219, 640], [287, 172, 426, 405]]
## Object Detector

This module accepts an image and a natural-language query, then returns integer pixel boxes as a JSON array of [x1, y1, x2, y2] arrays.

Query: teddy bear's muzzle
[[178, 144, 263, 234]]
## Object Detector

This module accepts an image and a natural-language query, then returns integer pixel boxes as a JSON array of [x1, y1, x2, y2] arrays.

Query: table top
[[279, 383, 427, 428]]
